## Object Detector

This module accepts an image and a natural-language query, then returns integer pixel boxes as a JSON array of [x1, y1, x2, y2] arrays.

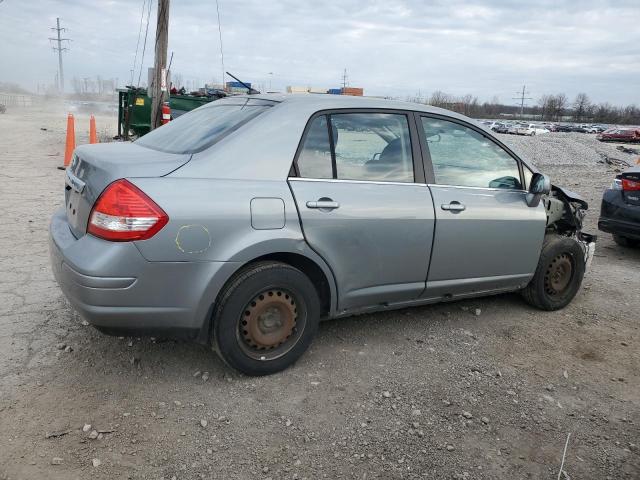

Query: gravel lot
[[1, 105, 639, 480]]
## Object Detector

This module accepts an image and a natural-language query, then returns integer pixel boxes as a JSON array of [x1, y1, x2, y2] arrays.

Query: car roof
[[174, 93, 539, 182], [220, 93, 465, 117]]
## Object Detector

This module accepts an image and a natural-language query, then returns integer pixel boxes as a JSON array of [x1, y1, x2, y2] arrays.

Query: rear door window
[[136, 101, 269, 154], [295, 112, 415, 183], [421, 117, 522, 189], [331, 113, 414, 183], [297, 115, 333, 179]]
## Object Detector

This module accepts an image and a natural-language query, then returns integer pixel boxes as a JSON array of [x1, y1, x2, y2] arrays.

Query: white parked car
[[517, 124, 550, 136], [507, 123, 522, 135]]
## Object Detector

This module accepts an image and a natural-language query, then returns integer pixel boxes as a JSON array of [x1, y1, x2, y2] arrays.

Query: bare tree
[[553, 93, 568, 121], [593, 103, 612, 123], [538, 95, 550, 121], [454, 94, 476, 116], [395, 88, 636, 124], [573, 93, 590, 122], [429, 91, 452, 109]]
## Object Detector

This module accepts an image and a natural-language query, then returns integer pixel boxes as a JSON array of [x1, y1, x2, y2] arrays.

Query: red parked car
[[597, 128, 640, 143]]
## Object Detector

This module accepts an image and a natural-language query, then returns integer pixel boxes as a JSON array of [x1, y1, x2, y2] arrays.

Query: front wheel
[[521, 235, 586, 311], [212, 261, 320, 376]]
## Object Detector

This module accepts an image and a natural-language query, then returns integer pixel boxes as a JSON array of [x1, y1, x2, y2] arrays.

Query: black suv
[[599, 167, 640, 246]]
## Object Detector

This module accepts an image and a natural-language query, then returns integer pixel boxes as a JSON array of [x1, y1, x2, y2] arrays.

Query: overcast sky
[[0, 0, 638, 105]]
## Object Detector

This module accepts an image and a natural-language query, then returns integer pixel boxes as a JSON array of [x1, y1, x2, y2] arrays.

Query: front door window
[[421, 117, 522, 189]]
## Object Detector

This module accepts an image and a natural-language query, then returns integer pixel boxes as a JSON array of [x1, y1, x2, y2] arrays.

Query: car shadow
[[47, 287, 561, 391]]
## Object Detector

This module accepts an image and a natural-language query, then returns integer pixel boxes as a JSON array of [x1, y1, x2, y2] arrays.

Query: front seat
[[367, 138, 402, 166], [378, 138, 402, 164]]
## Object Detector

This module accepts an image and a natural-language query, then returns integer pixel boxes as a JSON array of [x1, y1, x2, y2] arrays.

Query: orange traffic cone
[[89, 115, 98, 144], [61, 113, 75, 169]]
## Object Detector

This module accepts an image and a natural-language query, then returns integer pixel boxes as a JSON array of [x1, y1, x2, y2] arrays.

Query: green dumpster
[[117, 87, 225, 139]]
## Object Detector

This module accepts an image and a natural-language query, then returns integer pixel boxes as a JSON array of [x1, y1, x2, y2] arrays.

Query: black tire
[[212, 261, 320, 376], [521, 234, 586, 311], [612, 234, 639, 248]]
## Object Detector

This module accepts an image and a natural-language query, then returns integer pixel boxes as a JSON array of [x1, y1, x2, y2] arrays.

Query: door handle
[[306, 200, 340, 210], [441, 202, 466, 212]]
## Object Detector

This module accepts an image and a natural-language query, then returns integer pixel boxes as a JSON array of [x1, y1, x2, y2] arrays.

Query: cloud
[[0, 0, 638, 105]]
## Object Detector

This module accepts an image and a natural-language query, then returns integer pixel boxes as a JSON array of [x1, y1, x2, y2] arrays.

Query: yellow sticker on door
[[135, 98, 145, 106]]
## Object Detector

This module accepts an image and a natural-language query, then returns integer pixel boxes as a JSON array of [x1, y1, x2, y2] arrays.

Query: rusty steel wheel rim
[[544, 253, 573, 296], [238, 288, 303, 360]]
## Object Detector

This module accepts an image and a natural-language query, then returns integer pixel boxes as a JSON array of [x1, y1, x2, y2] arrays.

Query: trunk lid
[[64, 142, 190, 238]]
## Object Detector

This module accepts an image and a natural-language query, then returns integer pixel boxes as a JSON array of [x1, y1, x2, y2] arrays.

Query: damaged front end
[[544, 185, 597, 270]]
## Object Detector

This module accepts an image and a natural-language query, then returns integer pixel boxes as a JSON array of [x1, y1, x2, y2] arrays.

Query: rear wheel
[[613, 234, 639, 247], [521, 234, 585, 311], [212, 261, 320, 376]]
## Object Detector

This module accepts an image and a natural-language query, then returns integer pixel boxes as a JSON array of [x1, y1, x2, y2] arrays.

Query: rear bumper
[[598, 189, 640, 240], [598, 218, 640, 239], [49, 208, 238, 337]]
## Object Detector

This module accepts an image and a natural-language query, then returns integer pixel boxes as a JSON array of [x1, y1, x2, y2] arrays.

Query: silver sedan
[[50, 94, 595, 375]]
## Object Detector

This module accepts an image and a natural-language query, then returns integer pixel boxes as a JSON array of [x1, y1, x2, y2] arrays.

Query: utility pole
[[341, 68, 348, 89], [150, 0, 170, 130], [512, 85, 532, 118], [49, 18, 70, 93]]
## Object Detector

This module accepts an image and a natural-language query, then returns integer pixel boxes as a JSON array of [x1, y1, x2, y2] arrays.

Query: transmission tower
[[341, 68, 348, 89], [512, 85, 532, 118], [49, 18, 71, 92]]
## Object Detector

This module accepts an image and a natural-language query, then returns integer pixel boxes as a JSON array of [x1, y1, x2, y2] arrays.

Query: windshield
[[136, 101, 269, 154]]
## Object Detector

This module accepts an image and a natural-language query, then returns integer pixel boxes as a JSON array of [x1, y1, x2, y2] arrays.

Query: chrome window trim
[[427, 183, 527, 194], [287, 177, 526, 192], [288, 177, 427, 187]]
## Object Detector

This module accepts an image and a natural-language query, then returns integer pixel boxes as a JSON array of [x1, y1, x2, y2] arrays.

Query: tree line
[[407, 91, 640, 125]]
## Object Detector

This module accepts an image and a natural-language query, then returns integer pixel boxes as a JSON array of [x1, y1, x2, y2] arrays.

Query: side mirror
[[526, 173, 551, 207]]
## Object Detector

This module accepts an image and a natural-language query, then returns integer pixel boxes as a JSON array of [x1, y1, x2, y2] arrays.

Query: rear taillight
[[622, 178, 640, 191], [87, 179, 168, 241]]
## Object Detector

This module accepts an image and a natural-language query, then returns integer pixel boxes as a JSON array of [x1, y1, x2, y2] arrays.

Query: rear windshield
[[136, 101, 269, 154]]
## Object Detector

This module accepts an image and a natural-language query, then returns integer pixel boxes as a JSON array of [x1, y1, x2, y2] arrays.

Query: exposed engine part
[[544, 196, 565, 228], [544, 185, 589, 235], [543, 185, 597, 269]]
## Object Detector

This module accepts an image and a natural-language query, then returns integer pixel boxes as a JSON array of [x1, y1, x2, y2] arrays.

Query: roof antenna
[[226, 71, 260, 94]]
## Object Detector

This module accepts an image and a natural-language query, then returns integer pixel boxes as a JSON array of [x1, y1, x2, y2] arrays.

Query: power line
[[131, 0, 147, 85], [512, 84, 532, 117], [48, 17, 71, 92], [215, 0, 226, 88], [137, 0, 153, 87]]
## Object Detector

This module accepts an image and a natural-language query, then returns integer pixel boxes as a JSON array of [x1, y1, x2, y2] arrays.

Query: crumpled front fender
[[552, 184, 589, 210]]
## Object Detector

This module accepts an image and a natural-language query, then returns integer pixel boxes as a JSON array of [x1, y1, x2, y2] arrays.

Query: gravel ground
[[0, 106, 639, 480], [500, 131, 637, 168]]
